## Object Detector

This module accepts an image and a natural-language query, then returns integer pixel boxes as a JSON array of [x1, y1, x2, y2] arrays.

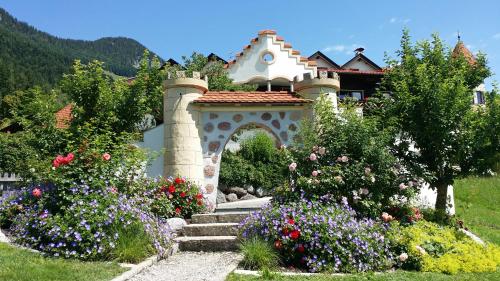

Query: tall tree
[[381, 30, 498, 212]]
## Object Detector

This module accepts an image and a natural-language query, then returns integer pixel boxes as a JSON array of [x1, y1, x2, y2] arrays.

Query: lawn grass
[[226, 270, 500, 281], [0, 242, 125, 281], [454, 176, 500, 245]]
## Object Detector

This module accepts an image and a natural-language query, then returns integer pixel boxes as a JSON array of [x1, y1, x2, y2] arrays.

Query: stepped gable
[[224, 30, 317, 82]]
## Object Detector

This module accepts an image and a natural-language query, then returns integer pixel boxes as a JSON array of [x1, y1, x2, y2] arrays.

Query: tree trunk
[[435, 181, 449, 212]]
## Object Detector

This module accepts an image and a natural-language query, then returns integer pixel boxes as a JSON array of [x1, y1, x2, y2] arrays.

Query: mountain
[[0, 7, 163, 91]]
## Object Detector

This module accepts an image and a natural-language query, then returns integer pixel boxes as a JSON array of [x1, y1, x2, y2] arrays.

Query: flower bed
[[239, 198, 394, 273]]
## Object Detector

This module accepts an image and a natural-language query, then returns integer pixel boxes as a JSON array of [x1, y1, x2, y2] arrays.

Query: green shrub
[[388, 220, 500, 274], [281, 95, 418, 218], [219, 132, 288, 192], [112, 222, 155, 263], [143, 176, 206, 218], [240, 238, 280, 270]]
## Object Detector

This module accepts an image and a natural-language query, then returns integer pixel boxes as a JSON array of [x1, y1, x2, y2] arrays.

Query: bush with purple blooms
[[279, 95, 420, 218], [239, 197, 395, 273], [2, 181, 172, 261]]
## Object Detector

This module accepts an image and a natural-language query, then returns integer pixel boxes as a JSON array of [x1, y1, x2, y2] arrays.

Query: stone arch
[[200, 109, 302, 207], [222, 122, 283, 150]]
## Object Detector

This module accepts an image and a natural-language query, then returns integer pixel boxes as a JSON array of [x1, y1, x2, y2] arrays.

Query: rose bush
[[278, 95, 420, 218], [142, 176, 206, 219], [239, 197, 394, 273]]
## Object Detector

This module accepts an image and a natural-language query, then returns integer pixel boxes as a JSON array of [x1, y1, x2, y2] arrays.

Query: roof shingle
[[193, 91, 311, 104]]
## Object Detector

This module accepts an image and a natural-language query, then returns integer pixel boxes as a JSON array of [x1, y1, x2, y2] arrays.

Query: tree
[[181, 52, 257, 91], [380, 30, 498, 212]]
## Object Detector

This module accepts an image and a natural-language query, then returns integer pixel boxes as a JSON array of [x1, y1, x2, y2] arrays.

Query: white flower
[[360, 188, 369, 195], [318, 147, 326, 155], [415, 245, 426, 255], [399, 253, 409, 262]]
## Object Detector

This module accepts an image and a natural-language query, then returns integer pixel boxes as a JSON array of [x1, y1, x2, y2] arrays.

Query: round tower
[[294, 70, 340, 113], [163, 71, 208, 184]]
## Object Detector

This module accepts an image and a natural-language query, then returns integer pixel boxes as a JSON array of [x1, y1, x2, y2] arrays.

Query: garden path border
[[111, 244, 179, 281]]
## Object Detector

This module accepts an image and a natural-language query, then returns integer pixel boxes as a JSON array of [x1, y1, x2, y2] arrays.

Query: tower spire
[[457, 30, 461, 42]]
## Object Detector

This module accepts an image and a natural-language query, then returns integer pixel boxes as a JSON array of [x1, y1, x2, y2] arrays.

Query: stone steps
[[175, 236, 240, 252], [175, 211, 251, 252], [190, 211, 250, 224], [182, 222, 239, 236]]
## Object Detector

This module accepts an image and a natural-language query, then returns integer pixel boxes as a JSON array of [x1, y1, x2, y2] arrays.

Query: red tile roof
[[55, 104, 73, 129], [452, 41, 476, 65], [193, 91, 311, 104]]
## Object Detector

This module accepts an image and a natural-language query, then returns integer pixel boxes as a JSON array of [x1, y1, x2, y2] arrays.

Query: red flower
[[102, 153, 111, 161], [196, 193, 203, 200], [65, 153, 74, 163], [160, 185, 167, 193], [290, 229, 300, 240], [174, 177, 184, 184], [175, 207, 182, 214], [168, 185, 175, 193], [274, 240, 282, 249], [288, 218, 295, 225], [296, 244, 305, 253], [282, 227, 290, 236], [196, 200, 203, 206], [32, 187, 42, 199], [52, 158, 60, 168], [180, 192, 186, 198]]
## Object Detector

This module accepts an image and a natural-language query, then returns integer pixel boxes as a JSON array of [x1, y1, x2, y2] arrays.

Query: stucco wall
[[136, 125, 164, 178]]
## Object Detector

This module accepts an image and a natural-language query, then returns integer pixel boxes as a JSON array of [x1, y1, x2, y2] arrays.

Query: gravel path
[[128, 252, 243, 281]]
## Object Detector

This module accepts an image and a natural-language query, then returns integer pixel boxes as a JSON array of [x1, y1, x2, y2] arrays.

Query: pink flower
[[102, 153, 111, 161], [399, 253, 408, 262], [399, 183, 407, 190], [32, 187, 42, 199], [65, 153, 74, 163], [318, 147, 326, 155], [341, 156, 349, 163], [311, 170, 319, 177], [360, 188, 369, 195], [381, 212, 394, 223], [109, 186, 118, 194], [364, 167, 371, 175], [309, 153, 317, 161], [288, 162, 297, 172]]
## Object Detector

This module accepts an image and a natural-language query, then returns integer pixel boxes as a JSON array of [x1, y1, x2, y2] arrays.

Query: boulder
[[245, 184, 255, 195], [255, 187, 264, 197], [226, 193, 238, 202], [218, 183, 229, 193], [240, 194, 257, 200], [216, 190, 226, 204], [228, 186, 247, 198], [0, 229, 10, 243], [166, 218, 187, 233]]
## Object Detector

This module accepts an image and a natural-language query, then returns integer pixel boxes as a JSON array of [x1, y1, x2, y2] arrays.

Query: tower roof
[[452, 41, 476, 65]]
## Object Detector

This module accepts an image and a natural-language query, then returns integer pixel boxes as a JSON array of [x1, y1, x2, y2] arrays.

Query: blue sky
[[2, 0, 500, 88]]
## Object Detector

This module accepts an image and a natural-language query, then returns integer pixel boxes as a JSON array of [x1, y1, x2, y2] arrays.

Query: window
[[474, 91, 485, 104], [339, 90, 364, 101], [260, 51, 275, 64]]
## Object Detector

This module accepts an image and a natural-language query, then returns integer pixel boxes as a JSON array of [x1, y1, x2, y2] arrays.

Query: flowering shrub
[[142, 176, 206, 218], [388, 220, 500, 274], [2, 181, 172, 260], [280, 95, 419, 218], [239, 198, 394, 273]]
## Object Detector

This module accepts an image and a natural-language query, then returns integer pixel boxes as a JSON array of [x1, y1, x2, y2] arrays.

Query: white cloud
[[322, 44, 365, 55], [389, 17, 411, 24], [493, 33, 500, 40], [322, 45, 346, 53]]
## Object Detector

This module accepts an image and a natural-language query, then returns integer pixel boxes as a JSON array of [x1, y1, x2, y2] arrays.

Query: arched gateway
[[157, 30, 340, 210]]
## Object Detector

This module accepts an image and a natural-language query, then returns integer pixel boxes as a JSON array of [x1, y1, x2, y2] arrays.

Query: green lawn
[[454, 176, 500, 245], [226, 270, 500, 281], [0, 243, 125, 281]]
